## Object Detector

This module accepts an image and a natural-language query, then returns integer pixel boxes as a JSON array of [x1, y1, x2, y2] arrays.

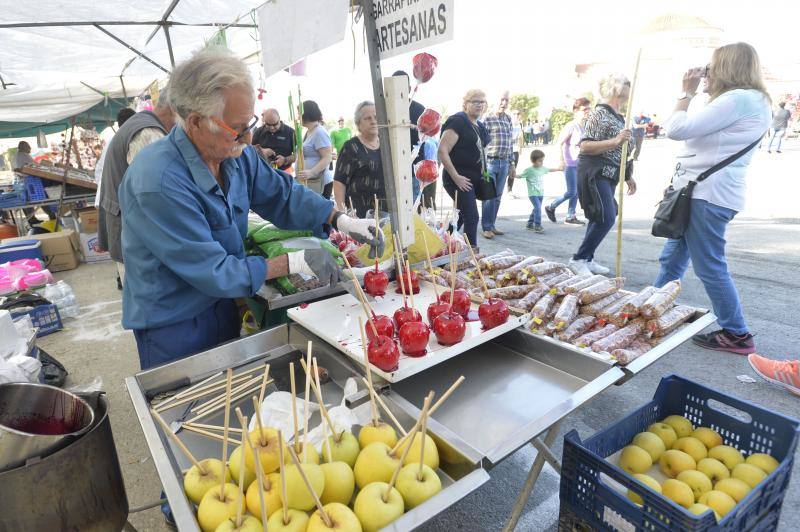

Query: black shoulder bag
[[651, 136, 761, 239]]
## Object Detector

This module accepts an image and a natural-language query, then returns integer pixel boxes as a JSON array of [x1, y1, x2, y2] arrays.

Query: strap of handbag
[[693, 135, 764, 184]]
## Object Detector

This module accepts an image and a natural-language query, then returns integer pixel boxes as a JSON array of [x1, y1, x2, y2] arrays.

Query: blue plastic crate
[[10, 304, 63, 337], [0, 190, 26, 208], [559, 374, 800, 532], [24, 175, 47, 202]]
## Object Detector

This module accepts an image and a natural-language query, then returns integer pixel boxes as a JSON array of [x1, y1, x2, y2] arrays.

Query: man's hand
[[260, 147, 276, 159], [336, 214, 385, 259], [274, 155, 286, 167], [287, 249, 340, 285]]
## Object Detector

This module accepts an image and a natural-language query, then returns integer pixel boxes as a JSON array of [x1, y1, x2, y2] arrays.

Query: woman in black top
[[570, 74, 637, 277], [438, 89, 490, 245], [333, 101, 386, 217]]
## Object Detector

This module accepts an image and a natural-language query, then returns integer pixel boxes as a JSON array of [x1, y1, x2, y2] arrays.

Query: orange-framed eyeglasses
[[210, 115, 258, 142]]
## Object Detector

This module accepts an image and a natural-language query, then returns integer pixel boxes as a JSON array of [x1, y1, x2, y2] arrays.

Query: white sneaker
[[587, 260, 610, 275], [568, 258, 592, 276]]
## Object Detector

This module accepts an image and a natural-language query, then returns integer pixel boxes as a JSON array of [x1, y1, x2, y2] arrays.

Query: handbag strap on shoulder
[[696, 134, 764, 183]]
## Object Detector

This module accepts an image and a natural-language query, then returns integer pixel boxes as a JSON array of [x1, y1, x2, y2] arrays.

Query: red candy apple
[[364, 268, 389, 297], [398, 321, 430, 357], [427, 301, 451, 326], [433, 311, 466, 346], [439, 289, 470, 317], [414, 159, 439, 185], [412, 52, 438, 84], [365, 314, 395, 343], [394, 270, 420, 294], [416, 108, 441, 137], [478, 298, 510, 330], [393, 306, 422, 330], [367, 335, 400, 372]]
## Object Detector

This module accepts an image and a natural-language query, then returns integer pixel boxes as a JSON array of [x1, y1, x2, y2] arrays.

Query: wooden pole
[[616, 48, 642, 278]]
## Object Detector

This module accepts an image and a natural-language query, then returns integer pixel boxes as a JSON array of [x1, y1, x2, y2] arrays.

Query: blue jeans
[[654, 199, 747, 335], [574, 177, 616, 261], [767, 128, 785, 151], [134, 298, 240, 369], [527, 196, 543, 225], [443, 178, 479, 246], [481, 158, 509, 231], [549, 165, 578, 217]]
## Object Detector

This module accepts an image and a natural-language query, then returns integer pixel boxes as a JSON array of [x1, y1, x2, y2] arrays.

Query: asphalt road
[[38, 136, 799, 531]]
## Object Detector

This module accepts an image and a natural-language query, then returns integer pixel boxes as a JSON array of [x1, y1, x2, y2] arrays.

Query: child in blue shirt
[[520, 150, 562, 232]]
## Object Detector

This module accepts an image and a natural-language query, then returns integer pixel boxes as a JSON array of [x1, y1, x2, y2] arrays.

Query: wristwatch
[[678, 92, 696, 100]]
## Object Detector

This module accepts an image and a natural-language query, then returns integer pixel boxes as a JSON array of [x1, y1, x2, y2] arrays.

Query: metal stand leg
[[503, 420, 562, 532]]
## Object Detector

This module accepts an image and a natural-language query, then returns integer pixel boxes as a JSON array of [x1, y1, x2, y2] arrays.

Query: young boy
[[521, 150, 562, 232]]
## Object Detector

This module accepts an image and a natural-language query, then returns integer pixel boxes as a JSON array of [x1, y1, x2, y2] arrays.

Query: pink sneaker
[[748, 354, 800, 396]]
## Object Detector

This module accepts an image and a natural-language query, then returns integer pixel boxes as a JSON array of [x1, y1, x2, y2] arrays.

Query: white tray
[[287, 280, 526, 382]]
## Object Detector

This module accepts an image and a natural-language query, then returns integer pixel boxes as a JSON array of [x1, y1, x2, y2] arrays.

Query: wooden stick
[[150, 409, 206, 473], [418, 397, 430, 481], [191, 375, 264, 415], [287, 442, 332, 527], [289, 362, 300, 449], [277, 429, 289, 525], [302, 341, 313, 462], [386, 412, 423, 502], [348, 196, 355, 215], [405, 260, 416, 309], [155, 371, 222, 410], [394, 233, 408, 308], [389, 391, 433, 456], [313, 357, 334, 462], [236, 408, 268, 530], [359, 317, 380, 426], [235, 414, 247, 527], [181, 424, 241, 445], [157, 371, 261, 412], [300, 357, 339, 443], [183, 422, 242, 434], [361, 377, 407, 436], [220, 368, 233, 496], [184, 381, 268, 424], [252, 396, 267, 447], [616, 48, 642, 278], [448, 224, 456, 307], [463, 234, 489, 297], [420, 229, 439, 298], [341, 253, 379, 337], [257, 363, 271, 406]]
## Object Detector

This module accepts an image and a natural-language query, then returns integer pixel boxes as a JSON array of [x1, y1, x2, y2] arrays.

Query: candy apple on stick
[[433, 224, 466, 345], [421, 230, 450, 325], [363, 196, 389, 296], [398, 260, 430, 357], [464, 234, 509, 330], [358, 318, 400, 450], [215, 412, 264, 532], [392, 235, 421, 330], [342, 253, 394, 342]]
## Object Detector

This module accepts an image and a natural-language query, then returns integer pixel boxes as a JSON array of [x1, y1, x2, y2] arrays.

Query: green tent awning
[[0, 97, 134, 139]]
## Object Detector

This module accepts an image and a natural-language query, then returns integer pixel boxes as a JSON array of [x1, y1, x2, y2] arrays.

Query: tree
[[509, 94, 540, 122]]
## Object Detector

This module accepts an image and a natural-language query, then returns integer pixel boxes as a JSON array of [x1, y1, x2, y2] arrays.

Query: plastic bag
[[487, 284, 541, 300], [530, 292, 557, 326], [612, 338, 651, 365], [620, 286, 658, 318], [564, 274, 606, 294], [591, 318, 646, 353], [573, 324, 619, 347], [481, 255, 526, 273], [553, 294, 579, 330], [417, 108, 442, 137], [555, 273, 589, 295], [414, 159, 438, 185], [67, 376, 103, 394], [640, 281, 681, 319], [477, 250, 514, 270], [646, 305, 695, 337], [540, 271, 572, 288], [579, 291, 625, 316], [517, 283, 552, 311], [249, 391, 319, 441], [516, 261, 565, 284], [577, 277, 625, 304], [493, 256, 545, 283], [597, 294, 635, 327], [558, 315, 596, 342]]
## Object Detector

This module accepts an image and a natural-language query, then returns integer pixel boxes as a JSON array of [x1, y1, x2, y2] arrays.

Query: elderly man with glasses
[[119, 48, 383, 370], [252, 108, 296, 171]]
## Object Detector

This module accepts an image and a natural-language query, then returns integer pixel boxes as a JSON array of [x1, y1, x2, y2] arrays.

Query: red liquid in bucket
[[6, 415, 80, 435]]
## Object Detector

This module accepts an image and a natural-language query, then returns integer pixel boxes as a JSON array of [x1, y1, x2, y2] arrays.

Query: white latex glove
[[336, 214, 385, 259]]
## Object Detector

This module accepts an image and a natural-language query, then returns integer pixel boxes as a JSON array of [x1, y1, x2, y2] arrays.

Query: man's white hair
[[169, 47, 254, 127], [598, 73, 630, 101]]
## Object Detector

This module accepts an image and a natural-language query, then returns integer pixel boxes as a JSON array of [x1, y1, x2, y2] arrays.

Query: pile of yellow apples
[[617, 414, 779, 521]]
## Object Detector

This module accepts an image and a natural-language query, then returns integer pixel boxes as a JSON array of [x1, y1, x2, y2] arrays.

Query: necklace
[[360, 136, 379, 150]]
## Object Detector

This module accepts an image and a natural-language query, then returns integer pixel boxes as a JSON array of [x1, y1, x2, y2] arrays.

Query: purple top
[[559, 119, 583, 167]]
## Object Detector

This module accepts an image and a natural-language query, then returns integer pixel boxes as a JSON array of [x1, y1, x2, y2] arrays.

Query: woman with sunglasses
[[654, 42, 771, 355], [297, 100, 334, 199]]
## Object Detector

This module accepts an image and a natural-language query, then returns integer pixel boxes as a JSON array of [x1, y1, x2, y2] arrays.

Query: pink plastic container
[[9, 258, 43, 273], [0, 277, 14, 295]]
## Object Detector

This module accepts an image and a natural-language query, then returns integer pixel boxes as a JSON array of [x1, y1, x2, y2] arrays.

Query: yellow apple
[[244, 427, 284, 474], [672, 437, 708, 463], [648, 422, 678, 449], [324, 431, 361, 467], [708, 445, 745, 470], [353, 442, 401, 489], [184, 458, 232, 505], [715, 477, 751, 503], [746, 453, 779, 475], [214, 515, 263, 531], [284, 441, 320, 465], [245, 473, 282, 520], [626, 473, 661, 505], [659, 449, 696, 478], [283, 462, 325, 511], [662, 415, 694, 438], [687, 503, 721, 521], [353, 482, 404, 532], [697, 458, 730, 484], [662, 479, 694, 508], [267, 508, 310, 532], [632, 432, 666, 462], [358, 422, 398, 448], [395, 432, 440, 470], [320, 461, 356, 505], [228, 446, 256, 489], [396, 463, 442, 509], [692, 427, 723, 450], [197, 483, 244, 532], [698, 490, 736, 517], [677, 470, 712, 501], [308, 502, 363, 532], [732, 463, 767, 489], [619, 445, 653, 474]]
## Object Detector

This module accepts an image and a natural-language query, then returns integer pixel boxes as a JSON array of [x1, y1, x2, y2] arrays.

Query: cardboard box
[[2, 230, 80, 272], [79, 232, 111, 263], [76, 207, 99, 233]]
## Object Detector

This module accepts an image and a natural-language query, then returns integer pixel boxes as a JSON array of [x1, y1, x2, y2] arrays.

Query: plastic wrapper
[[455, 254, 485, 271], [646, 305, 695, 337], [487, 284, 540, 300], [555, 273, 590, 293], [478, 249, 514, 270], [612, 339, 652, 365], [564, 274, 607, 294], [576, 277, 625, 304], [547, 297, 561, 320], [417, 107, 442, 137], [573, 324, 619, 347], [620, 286, 658, 318], [437, 268, 472, 290], [553, 294, 579, 330], [598, 295, 636, 327], [640, 281, 682, 319], [516, 283, 553, 311], [530, 292, 557, 325], [493, 256, 545, 286], [417, 269, 449, 288], [249, 390, 318, 439], [481, 254, 526, 273], [541, 271, 572, 288], [516, 261, 565, 284], [579, 291, 626, 316], [557, 315, 596, 342], [414, 159, 438, 185], [591, 318, 646, 353]]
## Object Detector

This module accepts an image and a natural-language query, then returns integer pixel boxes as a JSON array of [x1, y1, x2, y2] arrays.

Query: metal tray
[[263, 282, 348, 310], [287, 280, 526, 382], [126, 324, 490, 532]]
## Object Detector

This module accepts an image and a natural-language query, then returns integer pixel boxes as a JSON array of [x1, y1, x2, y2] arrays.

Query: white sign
[[257, 0, 350, 78], [372, 0, 454, 60]]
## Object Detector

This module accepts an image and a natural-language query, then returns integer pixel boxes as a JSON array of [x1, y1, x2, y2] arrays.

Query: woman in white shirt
[[655, 42, 771, 355]]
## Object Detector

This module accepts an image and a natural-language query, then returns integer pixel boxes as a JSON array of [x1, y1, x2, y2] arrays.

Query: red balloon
[[417, 108, 441, 137], [412, 53, 438, 84], [414, 159, 439, 185]]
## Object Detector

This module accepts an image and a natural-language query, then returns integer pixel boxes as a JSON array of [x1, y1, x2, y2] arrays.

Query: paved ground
[[38, 137, 798, 531]]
